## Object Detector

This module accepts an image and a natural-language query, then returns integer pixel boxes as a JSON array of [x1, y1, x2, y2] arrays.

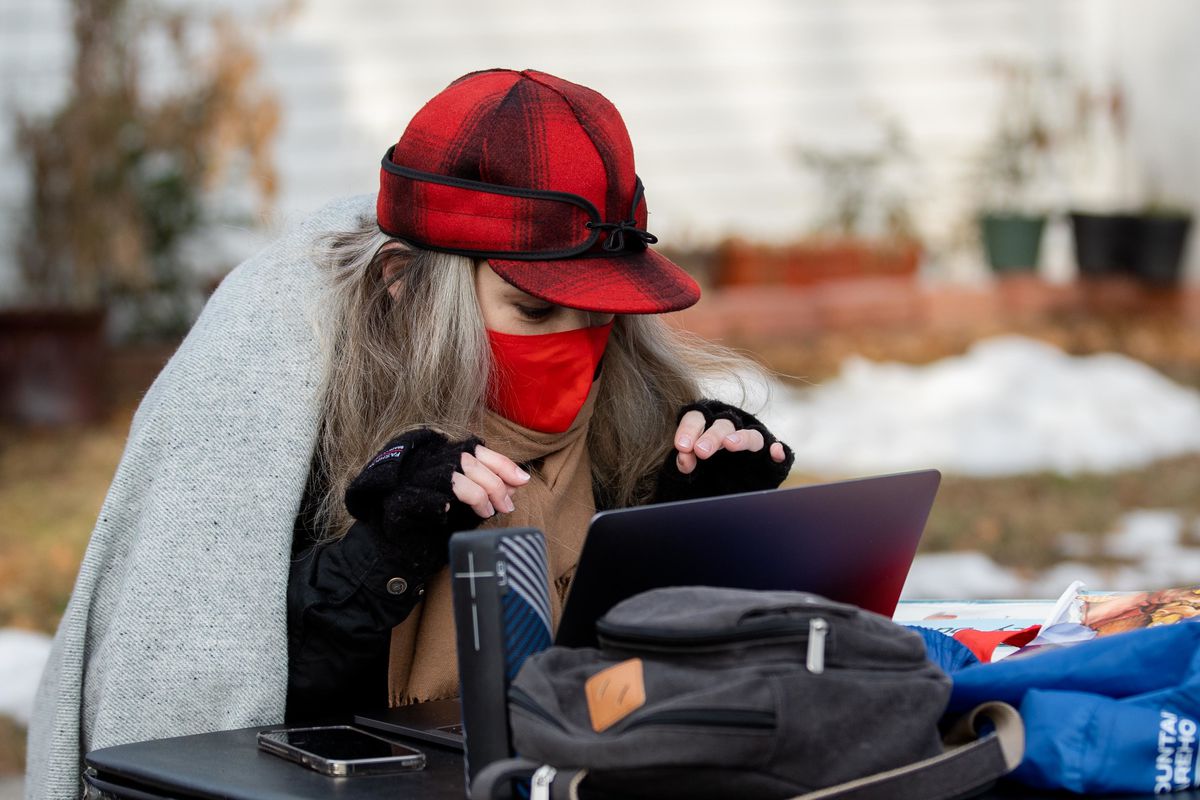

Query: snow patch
[[753, 335, 1200, 477], [903, 509, 1200, 600], [1104, 509, 1182, 559], [900, 552, 1026, 599], [0, 629, 51, 725]]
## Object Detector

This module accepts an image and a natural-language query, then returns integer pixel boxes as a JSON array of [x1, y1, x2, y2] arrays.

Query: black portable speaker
[[449, 527, 553, 788]]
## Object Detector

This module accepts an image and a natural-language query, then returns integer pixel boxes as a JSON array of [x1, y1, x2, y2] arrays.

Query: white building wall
[[0, 0, 1196, 300]]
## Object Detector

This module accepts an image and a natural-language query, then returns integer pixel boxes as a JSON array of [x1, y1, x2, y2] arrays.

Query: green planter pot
[[980, 213, 1046, 272]]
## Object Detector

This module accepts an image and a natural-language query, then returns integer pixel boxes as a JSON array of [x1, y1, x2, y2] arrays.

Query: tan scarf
[[385, 383, 598, 705]]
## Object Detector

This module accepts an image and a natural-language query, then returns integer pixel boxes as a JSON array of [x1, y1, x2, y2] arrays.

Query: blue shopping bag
[[944, 623, 1200, 795]]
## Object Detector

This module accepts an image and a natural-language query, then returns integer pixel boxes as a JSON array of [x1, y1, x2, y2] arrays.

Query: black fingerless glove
[[652, 399, 795, 504], [344, 428, 484, 577]]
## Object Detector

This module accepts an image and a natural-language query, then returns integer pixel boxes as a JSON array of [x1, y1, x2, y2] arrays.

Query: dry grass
[[765, 313, 1200, 575], [756, 313, 1200, 391], [0, 411, 135, 777], [0, 408, 132, 633], [0, 716, 23, 775], [923, 455, 1200, 570], [782, 455, 1200, 576]]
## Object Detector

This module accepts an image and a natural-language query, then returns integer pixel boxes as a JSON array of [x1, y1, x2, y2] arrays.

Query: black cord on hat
[[585, 177, 658, 252], [587, 219, 659, 252]]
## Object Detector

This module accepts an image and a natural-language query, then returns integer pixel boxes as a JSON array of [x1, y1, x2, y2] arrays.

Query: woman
[[29, 69, 791, 796]]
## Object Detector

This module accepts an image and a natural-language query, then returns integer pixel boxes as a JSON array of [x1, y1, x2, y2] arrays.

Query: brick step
[[673, 276, 1200, 341]]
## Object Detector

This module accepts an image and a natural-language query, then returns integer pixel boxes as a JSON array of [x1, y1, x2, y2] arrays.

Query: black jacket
[[285, 400, 793, 722]]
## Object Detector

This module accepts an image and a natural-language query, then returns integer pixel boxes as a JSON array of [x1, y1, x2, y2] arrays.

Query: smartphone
[[256, 725, 426, 777]]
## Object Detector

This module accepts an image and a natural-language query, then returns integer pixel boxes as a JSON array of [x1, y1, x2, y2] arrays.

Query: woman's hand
[[672, 409, 787, 475], [651, 400, 794, 504], [452, 446, 531, 518], [343, 429, 533, 581]]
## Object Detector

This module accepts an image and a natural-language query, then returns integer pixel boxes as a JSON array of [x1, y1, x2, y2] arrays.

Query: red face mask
[[487, 321, 613, 433]]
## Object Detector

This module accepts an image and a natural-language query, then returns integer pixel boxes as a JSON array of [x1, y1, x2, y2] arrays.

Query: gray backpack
[[474, 586, 1023, 800]]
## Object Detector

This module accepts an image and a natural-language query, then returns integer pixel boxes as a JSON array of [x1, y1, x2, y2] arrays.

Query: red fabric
[[489, 249, 700, 315], [953, 625, 1041, 663], [486, 321, 612, 433], [376, 69, 700, 314], [378, 166, 596, 255]]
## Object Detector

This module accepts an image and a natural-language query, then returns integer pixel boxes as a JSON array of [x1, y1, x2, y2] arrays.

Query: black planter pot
[[980, 213, 1046, 272], [1134, 214, 1193, 285], [1069, 212, 1139, 276]]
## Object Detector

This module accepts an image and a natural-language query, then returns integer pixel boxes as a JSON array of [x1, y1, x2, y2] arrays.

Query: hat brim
[[487, 248, 701, 315]]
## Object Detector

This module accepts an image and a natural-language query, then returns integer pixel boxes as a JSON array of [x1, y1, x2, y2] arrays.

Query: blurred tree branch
[[13, 0, 289, 338], [793, 118, 918, 241]]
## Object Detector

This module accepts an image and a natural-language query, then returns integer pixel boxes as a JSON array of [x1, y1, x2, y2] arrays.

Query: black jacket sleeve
[[285, 429, 484, 723], [651, 399, 795, 504]]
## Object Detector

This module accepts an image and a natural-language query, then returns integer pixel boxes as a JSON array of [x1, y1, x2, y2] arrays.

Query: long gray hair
[[310, 215, 760, 539]]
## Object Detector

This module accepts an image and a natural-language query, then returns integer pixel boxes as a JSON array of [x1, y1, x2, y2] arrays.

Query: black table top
[[85, 725, 1200, 800], [86, 726, 464, 800]]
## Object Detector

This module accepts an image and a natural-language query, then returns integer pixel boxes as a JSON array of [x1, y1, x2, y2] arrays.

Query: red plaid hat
[[377, 69, 700, 314]]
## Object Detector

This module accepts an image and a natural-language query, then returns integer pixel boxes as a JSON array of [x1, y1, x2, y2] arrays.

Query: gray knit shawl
[[26, 195, 373, 799]]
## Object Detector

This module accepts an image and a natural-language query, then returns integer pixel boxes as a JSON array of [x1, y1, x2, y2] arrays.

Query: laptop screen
[[555, 470, 940, 648]]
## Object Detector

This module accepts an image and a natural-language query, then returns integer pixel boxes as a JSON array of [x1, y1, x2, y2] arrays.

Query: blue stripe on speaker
[[497, 532, 553, 682], [503, 596, 538, 645], [503, 535, 549, 596], [498, 534, 552, 634], [501, 592, 551, 681]]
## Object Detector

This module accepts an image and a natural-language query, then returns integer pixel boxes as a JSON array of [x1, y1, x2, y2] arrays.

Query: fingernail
[[678, 436, 691, 449], [725, 433, 741, 445], [515, 468, 530, 481], [696, 439, 712, 453], [504, 496, 515, 513], [485, 503, 495, 517]]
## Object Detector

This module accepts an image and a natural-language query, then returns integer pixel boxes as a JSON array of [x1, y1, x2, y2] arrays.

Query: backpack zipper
[[807, 617, 828, 674], [509, 686, 569, 733], [510, 686, 775, 734], [595, 598, 854, 648], [596, 620, 816, 650], [620, 707, 776, 732]]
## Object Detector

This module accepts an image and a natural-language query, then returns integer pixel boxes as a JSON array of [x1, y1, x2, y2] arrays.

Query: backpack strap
[[792, 702, 1025, 800], [470, 757, 537, 800], [472, 703, 1022, 800], [470, 758, 585, 800]]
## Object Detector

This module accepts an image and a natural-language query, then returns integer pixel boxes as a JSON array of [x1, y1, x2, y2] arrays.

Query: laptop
[[355, 469, 941, 748]]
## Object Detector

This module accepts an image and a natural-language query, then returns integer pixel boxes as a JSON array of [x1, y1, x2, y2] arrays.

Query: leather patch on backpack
[[585, 658, 646, 732]]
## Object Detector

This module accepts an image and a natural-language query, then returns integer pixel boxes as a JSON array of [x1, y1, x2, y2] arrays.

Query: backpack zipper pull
[[807, 618, 828, 674], [531, 764, 557, 800]]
